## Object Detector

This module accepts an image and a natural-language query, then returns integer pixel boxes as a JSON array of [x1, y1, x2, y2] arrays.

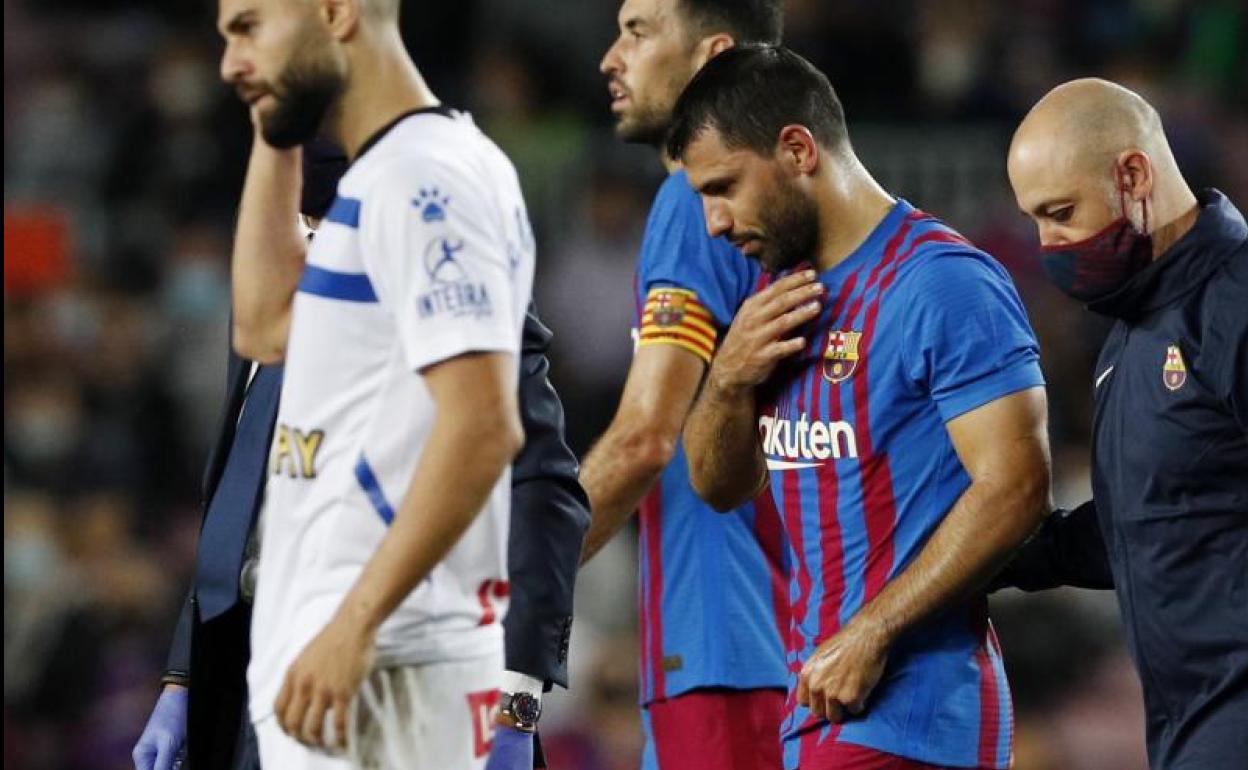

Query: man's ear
[[691, 33, 734, 72], [776, 125, 819, 177], [1115, 149, 1154, 203], [322, 0, 362, 42]]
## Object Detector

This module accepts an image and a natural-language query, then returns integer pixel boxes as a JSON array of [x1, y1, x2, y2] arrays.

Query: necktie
[[194, 364, 283, 621]]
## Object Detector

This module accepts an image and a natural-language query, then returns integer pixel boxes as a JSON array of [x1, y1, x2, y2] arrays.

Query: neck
[[661, 150, 680, 174], [812, 156, 896, 272], [327, 25, 439, 159], [1149, 186, 1200, 261]]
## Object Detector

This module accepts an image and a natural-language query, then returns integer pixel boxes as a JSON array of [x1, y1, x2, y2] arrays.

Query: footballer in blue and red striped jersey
[[668, 46, 1052, 770], [633, 170, 790, 721], [594, 2, 786, 766], [760, 199, 1041, 769]]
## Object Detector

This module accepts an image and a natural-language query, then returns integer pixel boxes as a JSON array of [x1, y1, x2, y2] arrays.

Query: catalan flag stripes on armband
[[638, 287, 719, 362]]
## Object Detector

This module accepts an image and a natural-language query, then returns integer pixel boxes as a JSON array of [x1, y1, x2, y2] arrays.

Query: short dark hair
[[666, 45, 849, 162], [678, 0, 783, 45]]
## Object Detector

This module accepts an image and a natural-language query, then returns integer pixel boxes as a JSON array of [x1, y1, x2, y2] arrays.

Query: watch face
[[511, 692, 542, 723]]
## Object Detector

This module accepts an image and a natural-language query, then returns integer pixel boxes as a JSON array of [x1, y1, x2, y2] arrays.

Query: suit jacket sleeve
[[503, 306, 591, 689], [162, 586, 193, 685], [161, 346, 252, 686], [990, 500, 1115, 592]]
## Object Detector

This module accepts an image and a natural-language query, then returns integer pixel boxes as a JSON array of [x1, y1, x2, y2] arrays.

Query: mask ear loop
[[1116, 159, 1151, 235], [1116, 163, 1130, 225]]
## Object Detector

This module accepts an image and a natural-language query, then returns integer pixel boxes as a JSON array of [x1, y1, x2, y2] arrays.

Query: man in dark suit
[[133, 142, 589, 770]]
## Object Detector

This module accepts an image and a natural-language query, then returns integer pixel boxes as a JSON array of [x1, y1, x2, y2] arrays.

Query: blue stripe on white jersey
[[325, 196, 361, 228], [354, 456, 396, 525]]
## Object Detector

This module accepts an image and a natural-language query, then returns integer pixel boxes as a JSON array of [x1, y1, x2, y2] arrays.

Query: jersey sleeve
[[635, 172, 760, 363], [360, 157, 520, 372], [902, 249, 1046, 422]]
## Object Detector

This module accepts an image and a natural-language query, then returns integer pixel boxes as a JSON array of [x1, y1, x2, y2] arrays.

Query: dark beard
[[614, 68, 688, 147], [757, 181, 820, 273], [615, 105, 671, 147], [261, 55, 343, 149]]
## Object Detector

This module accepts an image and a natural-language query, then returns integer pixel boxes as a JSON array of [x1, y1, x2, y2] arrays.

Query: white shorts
[[254, 651, 503, 770]]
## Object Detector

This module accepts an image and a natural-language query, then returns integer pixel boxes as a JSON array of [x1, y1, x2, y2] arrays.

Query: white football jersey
[[248, 108, 535, 722]]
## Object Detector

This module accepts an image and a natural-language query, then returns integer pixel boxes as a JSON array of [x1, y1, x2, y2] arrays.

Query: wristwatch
[[499, 690, 542, 732]]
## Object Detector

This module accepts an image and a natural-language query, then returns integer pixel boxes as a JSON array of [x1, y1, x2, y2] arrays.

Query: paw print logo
[[413, 188, 451, 223]]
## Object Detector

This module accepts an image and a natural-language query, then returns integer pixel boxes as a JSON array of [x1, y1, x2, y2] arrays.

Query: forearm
[[854, 462, 1048, 644], [578, 344, 706, 563], [505, 332, 588, 682], [990, 500, 1113, 592], [162, 585, 194, 686], [336, 412, 522, 634], [684, 377, 767, 512], [504, 477, 586, 687], [231, 132, 306, 363], [579, 428, 672, 563]]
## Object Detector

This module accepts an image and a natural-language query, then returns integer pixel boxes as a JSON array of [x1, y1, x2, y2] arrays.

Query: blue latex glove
[[485, 724, 534, 770], [133, 685, 188, 770]]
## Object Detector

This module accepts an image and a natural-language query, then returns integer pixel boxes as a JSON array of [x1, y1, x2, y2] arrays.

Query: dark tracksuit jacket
[[998, 189, 1248, 769]]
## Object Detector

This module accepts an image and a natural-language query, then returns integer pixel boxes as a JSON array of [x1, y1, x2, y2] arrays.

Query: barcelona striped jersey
[[633, 171, 790, 707], [763, 200, 1044, 769]]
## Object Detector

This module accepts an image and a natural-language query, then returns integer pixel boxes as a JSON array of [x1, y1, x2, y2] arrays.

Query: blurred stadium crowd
[[4, 1, 1244, 769]]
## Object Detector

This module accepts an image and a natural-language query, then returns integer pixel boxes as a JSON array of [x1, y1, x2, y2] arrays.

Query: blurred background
[[4, 1, 1245, 768]]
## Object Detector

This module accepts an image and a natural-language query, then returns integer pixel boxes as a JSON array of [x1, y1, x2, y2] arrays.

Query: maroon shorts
[[797, 739, 988, 770], [642, 688, 785, 770]]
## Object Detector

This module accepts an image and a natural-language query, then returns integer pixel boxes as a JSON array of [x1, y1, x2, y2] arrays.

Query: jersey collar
[[350, 104, 458, 168]]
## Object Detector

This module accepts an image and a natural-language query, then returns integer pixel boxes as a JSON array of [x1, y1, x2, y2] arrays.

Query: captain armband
[[637, 287, 719, 363]]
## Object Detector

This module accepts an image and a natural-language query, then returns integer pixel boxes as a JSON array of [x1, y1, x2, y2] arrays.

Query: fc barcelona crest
[[652, 290, 688, 327], [1163, 344, 1187, 391], [823, 330, 862, 384]]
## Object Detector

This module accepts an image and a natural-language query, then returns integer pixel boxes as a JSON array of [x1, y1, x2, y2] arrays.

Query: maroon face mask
[[1038, 172, 1155, 302]]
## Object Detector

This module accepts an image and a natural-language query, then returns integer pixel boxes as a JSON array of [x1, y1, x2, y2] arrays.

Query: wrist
[[706, 365, 751, 402], [156, 683, 189, 712], [851, 607, 898, 648], [251, 130, 301, 163], [336, 594, 385, 639], [494, 710, 531, 731], [500, 671, 544, 700], [498, 677, 544, 733]]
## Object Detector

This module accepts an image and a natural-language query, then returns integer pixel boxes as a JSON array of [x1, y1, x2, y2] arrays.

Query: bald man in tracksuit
[[998, 78, 1247, 770]]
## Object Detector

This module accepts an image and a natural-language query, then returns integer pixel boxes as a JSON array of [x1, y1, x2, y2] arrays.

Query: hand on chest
[[756, 322, 924, 469]]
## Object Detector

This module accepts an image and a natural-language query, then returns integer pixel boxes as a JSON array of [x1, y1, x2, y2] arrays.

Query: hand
[[132, 684, 188, 770], [274, 613, 376, 750], [710, 270, 823, 392], [796, 615, 891, 723], [485, 724, 534, 770]]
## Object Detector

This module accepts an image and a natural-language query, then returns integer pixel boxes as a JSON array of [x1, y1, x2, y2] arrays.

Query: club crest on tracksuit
[[823, 330, 862, 384], [1163, 344, 1187, 391]]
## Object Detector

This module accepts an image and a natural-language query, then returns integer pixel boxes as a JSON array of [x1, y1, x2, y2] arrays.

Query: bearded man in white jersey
[[216, 1, 536, 768]]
